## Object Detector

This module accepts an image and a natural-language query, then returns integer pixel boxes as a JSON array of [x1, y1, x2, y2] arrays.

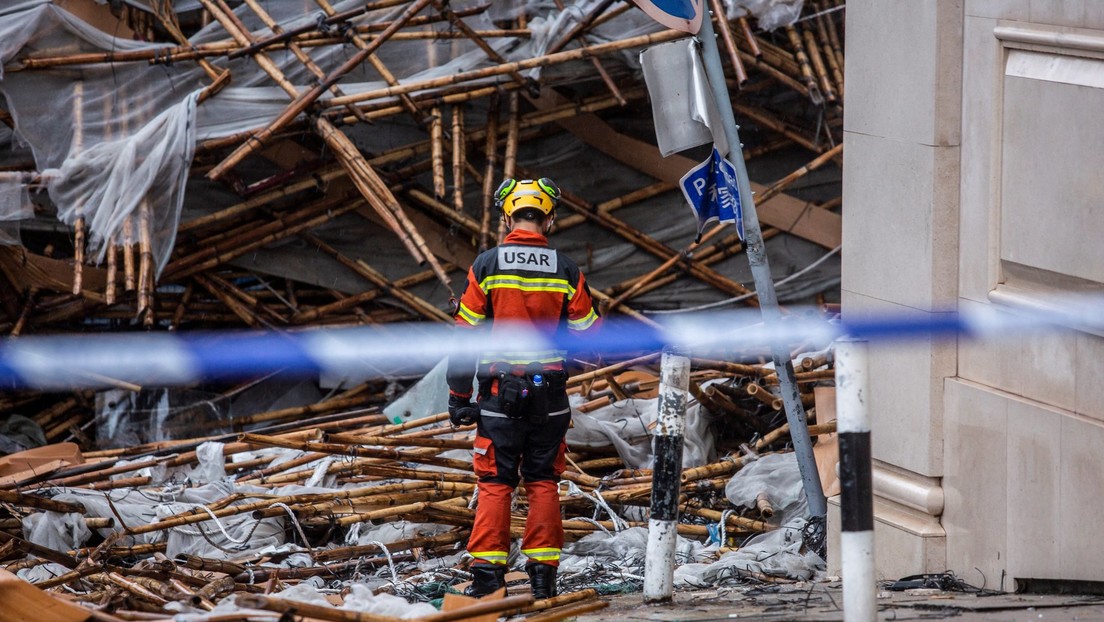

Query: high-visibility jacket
[[446, 229, 600, 568], [447, 229, 600, 399]]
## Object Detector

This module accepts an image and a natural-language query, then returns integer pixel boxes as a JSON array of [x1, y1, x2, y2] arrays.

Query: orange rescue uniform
[[447, 229, 600, 569]]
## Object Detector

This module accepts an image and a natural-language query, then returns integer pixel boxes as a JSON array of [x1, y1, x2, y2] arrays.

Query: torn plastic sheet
[[183, 582, 440, 621], [94, 389, 232, 451], [675, 518, 825, 584], [561, 526, 716, 574], [566, 397, 715, 469], [25, 480, 289, 561], [725, 451, 810, 522], [728, 0, 805, 31], [22, 510, 90, 553]]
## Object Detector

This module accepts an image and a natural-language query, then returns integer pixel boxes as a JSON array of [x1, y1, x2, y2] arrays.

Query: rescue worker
[[446, 177, 601, 599]]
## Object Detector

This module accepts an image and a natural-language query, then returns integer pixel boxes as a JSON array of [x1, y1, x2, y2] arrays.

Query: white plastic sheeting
[[22, 510, 90, 552], [0, 0, 658, 275], [566, 396, 716, 469], [675, 518, 824, 583], [0, 2, 205, 272], [728, 0, 806, 31], [23, 476, 290, 562], [725, 452, 810, 522]]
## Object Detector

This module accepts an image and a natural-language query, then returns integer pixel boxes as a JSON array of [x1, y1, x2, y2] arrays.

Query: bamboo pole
[[813, 3, 844, 100], [479, 95, 500, 251], [314, 117, 453, 291], [137, 201, 153, 325], [8, 7, 515, 71], [404, 188, 482, 234], [738, 17, 761, 57], [297, 232, 450, 322], [170, 195, 337, 273], [324, 432, 472, 450], [105, 239, 117, 304], [755, 142, 844, 205], [432, 0, 530, 90], [451, 105, 465, 212], [418, 594, 535, 622], [226, 0, 424, 59], [543, 180, 757, 301], [802, 25, 837, 106], [547, 0, 616, 55], [126, 482, 439, 536], [745, 381, 782, 411], [498, 92, 520, 243], [683, 506, 771, 533], [197, 0, 446, 288], [72, 218, 85, 295], [167, 199, 362, 281], [430, 106, 446, 198], [239, 433, 469, 469], [313, 0, 428, 123], [151, 0, 229, 102], [205, 0, 435, 180], [170, 282, 194, 329], [194, 273, 264, 328], [231, 395, 379, 428], [325, 30, 686, 108], [238, 0, 373, 125], [820, 1, 846, 81], [784, 25, 824, 105], [709, 0, 748, 87], [0, 489, 85, 513], [122, 216, 136, 291]]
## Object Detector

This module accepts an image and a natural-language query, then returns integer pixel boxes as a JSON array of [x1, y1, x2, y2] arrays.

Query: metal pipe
[[695, 10, 827, 546]]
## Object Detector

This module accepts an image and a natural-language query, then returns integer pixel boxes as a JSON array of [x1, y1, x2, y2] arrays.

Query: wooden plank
[[532, 90, 841, 249]]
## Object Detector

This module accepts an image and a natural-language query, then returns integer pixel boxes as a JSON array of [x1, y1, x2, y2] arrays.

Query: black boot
[[526, 562, 557, 599], [465, 564, 506, 597]]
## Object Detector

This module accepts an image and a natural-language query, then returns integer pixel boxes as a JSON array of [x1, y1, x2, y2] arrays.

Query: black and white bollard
[[643, 346, 691, 603], [835, 339, 876, 622]]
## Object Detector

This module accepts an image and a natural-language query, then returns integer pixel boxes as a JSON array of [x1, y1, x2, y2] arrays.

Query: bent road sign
[[680, 147, 744, 241], [629, 0, 704, 34]]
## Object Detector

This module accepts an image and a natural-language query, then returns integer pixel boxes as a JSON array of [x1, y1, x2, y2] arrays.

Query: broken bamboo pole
[[238, 0, 373, 125], [313, 0, 428, 123], [325, 30, 686, 109], [205, 0, 435, 181], [297, 232, 450, 322]]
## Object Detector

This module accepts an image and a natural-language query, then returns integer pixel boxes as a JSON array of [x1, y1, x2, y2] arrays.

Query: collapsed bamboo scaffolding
[[0, 2, 846, 613]]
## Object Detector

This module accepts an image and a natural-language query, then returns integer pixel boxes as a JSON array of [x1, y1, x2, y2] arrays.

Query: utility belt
[[480, 366, 567, 421]]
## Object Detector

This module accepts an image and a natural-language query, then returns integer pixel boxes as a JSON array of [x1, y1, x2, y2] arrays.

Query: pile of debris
[[0, 345, 838, 619], [0, 0, 845, 617]]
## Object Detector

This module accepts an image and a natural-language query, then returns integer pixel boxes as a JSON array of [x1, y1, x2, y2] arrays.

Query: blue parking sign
[[680, 147, 744, 241], [628, 0, 704, 34]]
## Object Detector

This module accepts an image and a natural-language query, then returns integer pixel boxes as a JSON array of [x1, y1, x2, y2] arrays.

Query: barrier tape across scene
[[1, 296, 1101, 390]]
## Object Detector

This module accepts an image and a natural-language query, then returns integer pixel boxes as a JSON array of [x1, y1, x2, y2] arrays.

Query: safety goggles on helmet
[[494, 177, 560, 217]]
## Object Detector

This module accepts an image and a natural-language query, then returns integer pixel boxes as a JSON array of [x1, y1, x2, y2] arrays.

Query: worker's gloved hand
[[448, 394, 479, 427]]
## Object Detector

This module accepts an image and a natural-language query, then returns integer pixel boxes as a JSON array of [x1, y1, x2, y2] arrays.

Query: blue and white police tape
[[1, 294, 1101, 390]]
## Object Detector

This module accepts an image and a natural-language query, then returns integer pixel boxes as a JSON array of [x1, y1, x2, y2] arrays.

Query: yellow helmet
[[494, 178, 560, 218]]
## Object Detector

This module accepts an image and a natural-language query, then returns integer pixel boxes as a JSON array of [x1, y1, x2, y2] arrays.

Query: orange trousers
[[467, 413, 570, 567]]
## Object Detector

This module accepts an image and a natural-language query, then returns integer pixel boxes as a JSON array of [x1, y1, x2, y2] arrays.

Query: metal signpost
[[631, 0, 828, 554]]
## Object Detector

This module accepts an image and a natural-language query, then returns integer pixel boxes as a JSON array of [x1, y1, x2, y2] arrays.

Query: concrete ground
[[572, 582, 1104, 621]]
